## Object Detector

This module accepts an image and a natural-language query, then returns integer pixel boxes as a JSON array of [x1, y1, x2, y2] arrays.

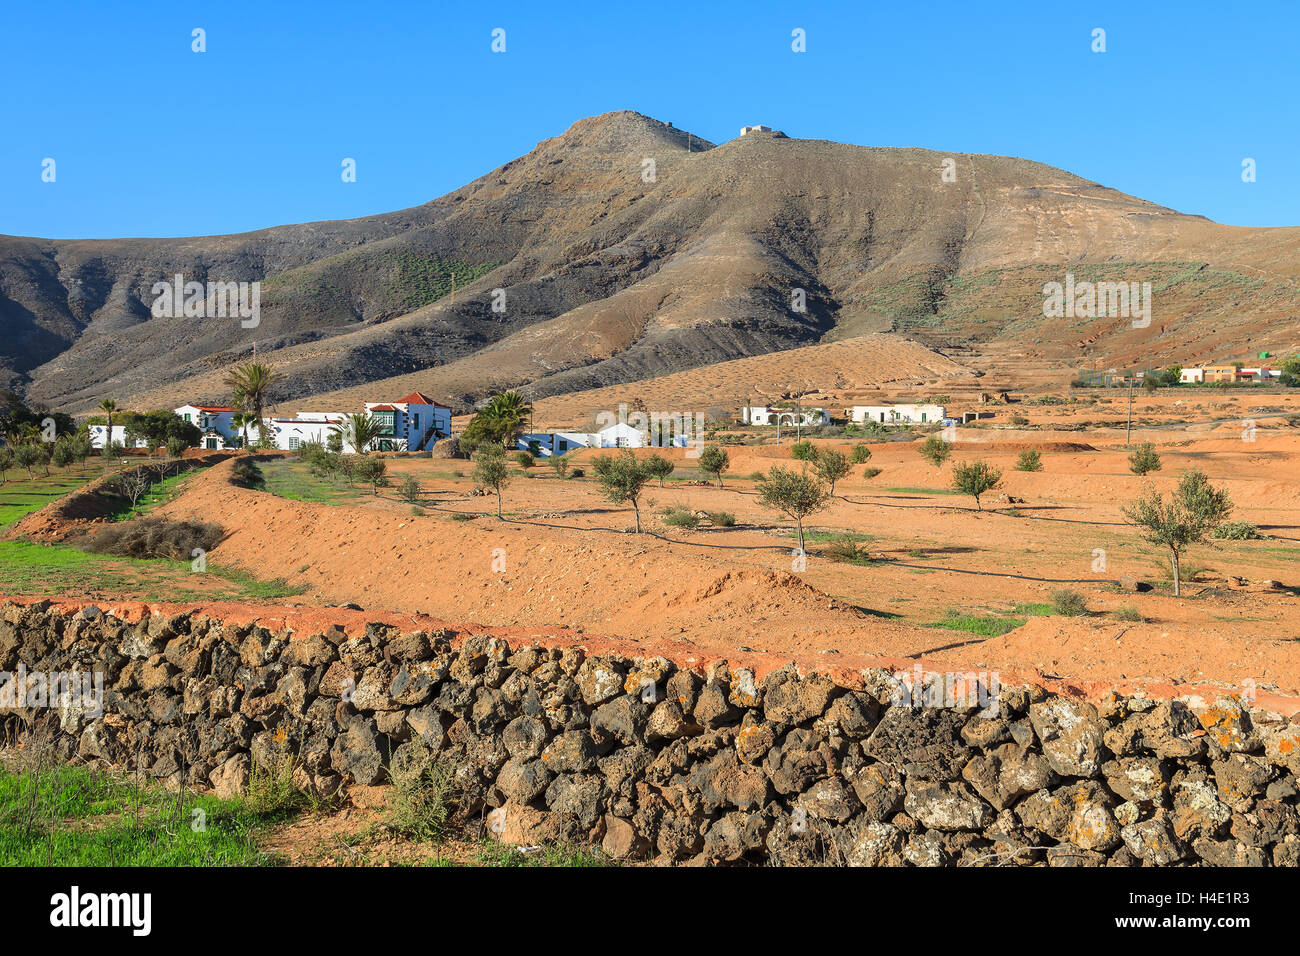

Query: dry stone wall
[[2, 598, 1298, 866]]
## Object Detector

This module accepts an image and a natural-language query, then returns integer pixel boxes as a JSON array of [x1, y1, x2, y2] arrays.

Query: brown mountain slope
[[4, 110, 1300, 415]]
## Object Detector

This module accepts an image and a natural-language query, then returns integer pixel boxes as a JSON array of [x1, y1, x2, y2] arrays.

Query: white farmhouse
[[1179, 368, 1205, 384], [175, 404, 241, 449], [741, 406, 829, 427], [847, 403, 946, 425]]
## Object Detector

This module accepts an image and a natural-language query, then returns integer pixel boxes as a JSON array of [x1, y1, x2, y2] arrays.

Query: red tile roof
[[396, 391, 449, 408], [193, 405, 236, 412], [369, 404, 397, 412]]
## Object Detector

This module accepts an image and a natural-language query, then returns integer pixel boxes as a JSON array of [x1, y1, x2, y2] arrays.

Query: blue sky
[[2, 0, 1296, 239]]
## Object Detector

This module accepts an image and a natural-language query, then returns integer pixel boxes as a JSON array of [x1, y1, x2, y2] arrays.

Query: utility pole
[[1125, 375, 1134, 445]]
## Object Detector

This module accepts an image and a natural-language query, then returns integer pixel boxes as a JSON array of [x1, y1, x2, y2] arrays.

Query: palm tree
[[231, 411, 256, 449], [224, 362, 280, 445], [98, 399, 117, 454], [482, 391, 533, 445], [338, 413, 386, 454]]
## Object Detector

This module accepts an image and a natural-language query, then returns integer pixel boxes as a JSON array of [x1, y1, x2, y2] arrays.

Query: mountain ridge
[[4, 109, 1299, 415]]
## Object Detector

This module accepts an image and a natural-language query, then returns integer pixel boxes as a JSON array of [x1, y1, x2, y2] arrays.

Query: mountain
[[4, 110, 1300, 416]]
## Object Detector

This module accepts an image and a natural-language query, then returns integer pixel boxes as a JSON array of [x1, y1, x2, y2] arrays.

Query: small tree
[[757, 466, 831, 553], [353, 455, 388, 495], [0, 446, 12, 484], [698, 445, 730, 488], [951, 460, 1002, 510], [814, 448, 851, 496], [919, 435, 951, 468], [548, 455, 570, 479], [1122, 469, 1232, 597], [644, 453, 674, 488], [1129, 443, 1161, 476], [113, 469, 154, 510], [14, 443, 44, 479], [70, 434, 93, 470], [399, 473, 421, 504], [50, 439, 75, 471], [473, 447, 512, 519], [851, 444, 873, 464], [592, 450, 653, 532], [1015, 449, 1043, 472], [514, 451, 535, 469]]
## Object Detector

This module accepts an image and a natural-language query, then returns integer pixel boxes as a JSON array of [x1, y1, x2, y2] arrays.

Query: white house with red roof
[[175, 404, 241, 449], [363, 391, 452, 452]]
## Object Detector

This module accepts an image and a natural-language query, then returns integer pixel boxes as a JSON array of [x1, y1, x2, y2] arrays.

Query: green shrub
[[1128, 443, 1161, 476], [861, 467, 882, 479], [919, 435, 951, 468], [851, 444, 873, 464], [660, 506, 700, 529], [1112, 605, 1144, 622], [385, 739, 457, 841], [514, 451, 535, 469], [244, 752, 305, 817], [398, 473, 421, 503], [230, 460, 265, 490], [707, 511, 736, 527], [1015, 449, 1043, 472], [569, 467, 585, 479], [1051, 589, 1089, 617], [1212, 520, 1265, 540], [790, 439, 816, 461], [549, 456, 571, 478]]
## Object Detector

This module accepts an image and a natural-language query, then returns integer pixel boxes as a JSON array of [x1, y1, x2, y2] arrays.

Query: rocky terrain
[[6, 110, 1300, 415]]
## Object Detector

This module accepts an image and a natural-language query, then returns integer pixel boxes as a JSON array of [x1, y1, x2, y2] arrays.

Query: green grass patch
[[260, 460, 365, 505], [0, 471, 100, 528], [0, 763, 279, 866]]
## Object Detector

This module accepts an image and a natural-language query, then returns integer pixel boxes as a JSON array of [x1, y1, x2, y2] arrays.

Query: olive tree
[[1122, 469, 1232, 596], [473, 446, 512, 519], [592, 450, 654, 533], [814, 448, 851, 496], [951, 460, 1003, 510], [757, 465, 831, 553]]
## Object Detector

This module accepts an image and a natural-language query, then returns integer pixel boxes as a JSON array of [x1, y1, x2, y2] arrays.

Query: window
[[288, 437, 301, 450]]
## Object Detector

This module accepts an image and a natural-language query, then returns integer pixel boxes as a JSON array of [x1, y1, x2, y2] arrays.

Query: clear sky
[[2, 0, 1296, 239]]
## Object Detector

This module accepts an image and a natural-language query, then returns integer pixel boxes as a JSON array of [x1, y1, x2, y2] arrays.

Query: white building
[[87, 424, 149, 450], [175, 404, 241, 449], [1179, 368, 1205, 384], [517, 421, 693, 457], [847, 403, 946, 425], [264, 414, 358, 453], [740, 124, 772, 136], [363, 392, 452, 452], [741, 406, 829, 427]]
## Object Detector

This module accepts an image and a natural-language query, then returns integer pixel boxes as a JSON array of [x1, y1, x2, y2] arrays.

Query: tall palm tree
[[224, 362, 280, 445], [98, 399, 117, 454], [482, 391, 533, 445], [338, 413, 385, 454]]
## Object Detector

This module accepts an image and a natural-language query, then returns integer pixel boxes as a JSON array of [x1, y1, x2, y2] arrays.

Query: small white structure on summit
[[740, 124, 772, 136]]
